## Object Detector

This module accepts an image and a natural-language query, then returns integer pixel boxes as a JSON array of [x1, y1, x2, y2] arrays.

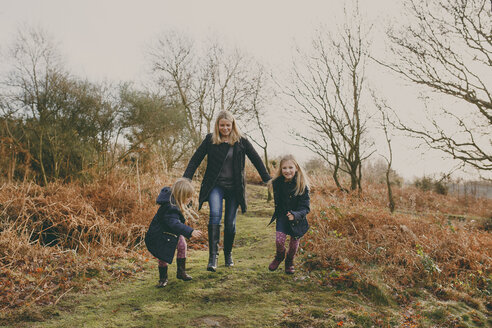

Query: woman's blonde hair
[[274, 154, 310, 196], [170, 178, 199, 221], [212, 110, 242, 145]]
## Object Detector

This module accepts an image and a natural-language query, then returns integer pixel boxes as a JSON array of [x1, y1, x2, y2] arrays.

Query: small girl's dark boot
[[284, 255, 295, 274], [268, 250, 285, 271], [157, 266, 168, 287], [176, 258, 192, 281], [285, 238, 300, 274]]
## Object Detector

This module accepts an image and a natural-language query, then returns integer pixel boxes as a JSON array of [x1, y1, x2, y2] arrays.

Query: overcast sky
[[0, 0, 485, 181]]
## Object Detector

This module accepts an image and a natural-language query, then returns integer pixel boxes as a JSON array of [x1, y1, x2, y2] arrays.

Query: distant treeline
[[0, 28, 270, 184], [2, 0, 491, 189], [448, 182, 492, 200]]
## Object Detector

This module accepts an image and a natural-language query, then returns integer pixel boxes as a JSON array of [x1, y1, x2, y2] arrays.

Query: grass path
[[26, 217, 348, 325], [15, 185, 390, 328], [11, 185, 487, 327]]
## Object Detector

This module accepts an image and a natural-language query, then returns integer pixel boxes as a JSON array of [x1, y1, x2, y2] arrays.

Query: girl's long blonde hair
[[274, 155, 310, 196], [170, 178, 199, 222], [212, 110, 242, 145]]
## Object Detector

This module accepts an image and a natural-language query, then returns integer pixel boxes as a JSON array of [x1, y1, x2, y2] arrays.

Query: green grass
[[3, 185, 490, 328]]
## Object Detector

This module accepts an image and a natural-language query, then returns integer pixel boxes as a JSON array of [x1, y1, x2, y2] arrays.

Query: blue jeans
[[208, 185, 239, 236]]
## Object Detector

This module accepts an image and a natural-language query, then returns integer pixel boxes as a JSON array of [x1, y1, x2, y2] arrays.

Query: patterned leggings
[[158, 235, 187, 267], [276, 231, 300, 258]]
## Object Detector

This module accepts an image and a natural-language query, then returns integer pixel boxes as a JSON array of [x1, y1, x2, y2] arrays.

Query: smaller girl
[[145, 178, 203, 287], [268, 155, 310, 274]]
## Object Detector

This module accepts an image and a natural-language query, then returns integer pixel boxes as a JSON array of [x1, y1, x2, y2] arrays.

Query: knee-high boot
[[207, 224, 220, 272], [157, 266, 168, 288], [176, 258, 192, 281], [223, 230, 235, 267], [285, 238, 300, 274]]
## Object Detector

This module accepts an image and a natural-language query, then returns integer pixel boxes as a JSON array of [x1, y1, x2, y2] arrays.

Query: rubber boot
[[268, 250, 285, 271], [223, 231, 235, 267], [176, 258, 192, 281], [285, 238, 299, 274], [284, 255, 295, 274], [157, 266, 168, 287], [207, 224, 220, 272]]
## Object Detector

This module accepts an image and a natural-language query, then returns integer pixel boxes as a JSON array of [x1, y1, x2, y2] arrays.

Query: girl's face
[[281, 160, 297, 181], [218, 119, 233, 137]]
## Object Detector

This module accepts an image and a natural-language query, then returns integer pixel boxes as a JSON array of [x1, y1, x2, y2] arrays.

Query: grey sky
[[0, 0, 486, 181]]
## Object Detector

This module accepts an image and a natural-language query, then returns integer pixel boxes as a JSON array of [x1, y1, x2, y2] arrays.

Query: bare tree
[[149, 32, 263, 147], [286, 7, 374, 192], [1, 27, 65, 185], [378, 0, 491, 173], [373, 93, 396, 213], [246, 65, 274, 201]]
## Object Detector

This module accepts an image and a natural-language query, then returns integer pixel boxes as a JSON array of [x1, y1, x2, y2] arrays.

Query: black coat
[[144, 187, 194, 264], [183, 133, 271, 213], [269, 175, 310, 238]]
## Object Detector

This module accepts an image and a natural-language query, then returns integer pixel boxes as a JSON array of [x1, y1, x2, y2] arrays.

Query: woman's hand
[[191, 230, 203, 238], [287, 212, 294, 221]]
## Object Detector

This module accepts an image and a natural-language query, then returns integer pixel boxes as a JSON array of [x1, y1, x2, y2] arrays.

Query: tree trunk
[[332, 160, 344, 191], [386, 168, 395, 213], [350, 171, 357, 191], [39, 132, 48, 186], [357, 162, 362, 193], [264, 148, 272, 202]]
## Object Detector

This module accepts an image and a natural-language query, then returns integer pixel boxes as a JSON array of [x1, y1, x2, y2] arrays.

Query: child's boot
[[207, 224, 220, 272], [284, 255, 295, 274], [285, 238, 300, 274], [268, 250, 285, 271], [157, 266, 168, 287], [176, 258, 192, 281]]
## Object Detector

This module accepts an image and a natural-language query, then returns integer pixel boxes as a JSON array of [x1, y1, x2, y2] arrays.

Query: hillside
[[1, 179, 490, 327]]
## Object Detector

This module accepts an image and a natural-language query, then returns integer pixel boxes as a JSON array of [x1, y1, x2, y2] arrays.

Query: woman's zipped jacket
[[268, 175, 310, 238], [183, 133, 271, 213], [145, 187, 194, 263]]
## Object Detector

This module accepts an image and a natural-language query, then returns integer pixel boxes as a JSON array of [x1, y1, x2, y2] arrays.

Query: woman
[[183, 110, 271, 271]]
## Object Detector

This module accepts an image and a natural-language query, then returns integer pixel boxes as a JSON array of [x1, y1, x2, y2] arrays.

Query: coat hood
[[156, 186, 174, 206]]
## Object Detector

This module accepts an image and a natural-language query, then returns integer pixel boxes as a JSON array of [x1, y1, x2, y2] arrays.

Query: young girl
[[145, 178, 203, 287], [268, 155, 310, 274]]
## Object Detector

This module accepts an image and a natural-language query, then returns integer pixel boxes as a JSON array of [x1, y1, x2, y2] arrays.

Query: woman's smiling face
[[218, 119, 232, 137]]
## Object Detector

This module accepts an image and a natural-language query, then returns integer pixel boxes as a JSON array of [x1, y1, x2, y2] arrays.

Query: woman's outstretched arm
[[242, 137, 271, 182], [183, 134, 210, 179]]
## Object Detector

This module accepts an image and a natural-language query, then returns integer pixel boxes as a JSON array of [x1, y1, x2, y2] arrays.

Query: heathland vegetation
[[1, 166, 490, 327]]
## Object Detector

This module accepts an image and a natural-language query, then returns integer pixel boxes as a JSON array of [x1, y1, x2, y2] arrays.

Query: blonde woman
[[268, 155, 310, 274], [145, 178, 203, 287], [183, 110, 271, 271]]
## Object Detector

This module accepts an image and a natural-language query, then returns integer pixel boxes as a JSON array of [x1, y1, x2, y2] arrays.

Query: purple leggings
[[276, 231, 300, 257], [158, 235, 187, 267]]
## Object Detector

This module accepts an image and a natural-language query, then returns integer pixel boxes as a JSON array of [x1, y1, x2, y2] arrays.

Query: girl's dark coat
[[269, 176, 310, 238], [144, 187, 194, 264], [183, 133, 271, 213]]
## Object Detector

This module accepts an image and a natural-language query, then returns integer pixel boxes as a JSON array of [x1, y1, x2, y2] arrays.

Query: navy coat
[[183, 133, 271, 213], [269, 175, 310, 239], [144, 187, 194, 263]]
